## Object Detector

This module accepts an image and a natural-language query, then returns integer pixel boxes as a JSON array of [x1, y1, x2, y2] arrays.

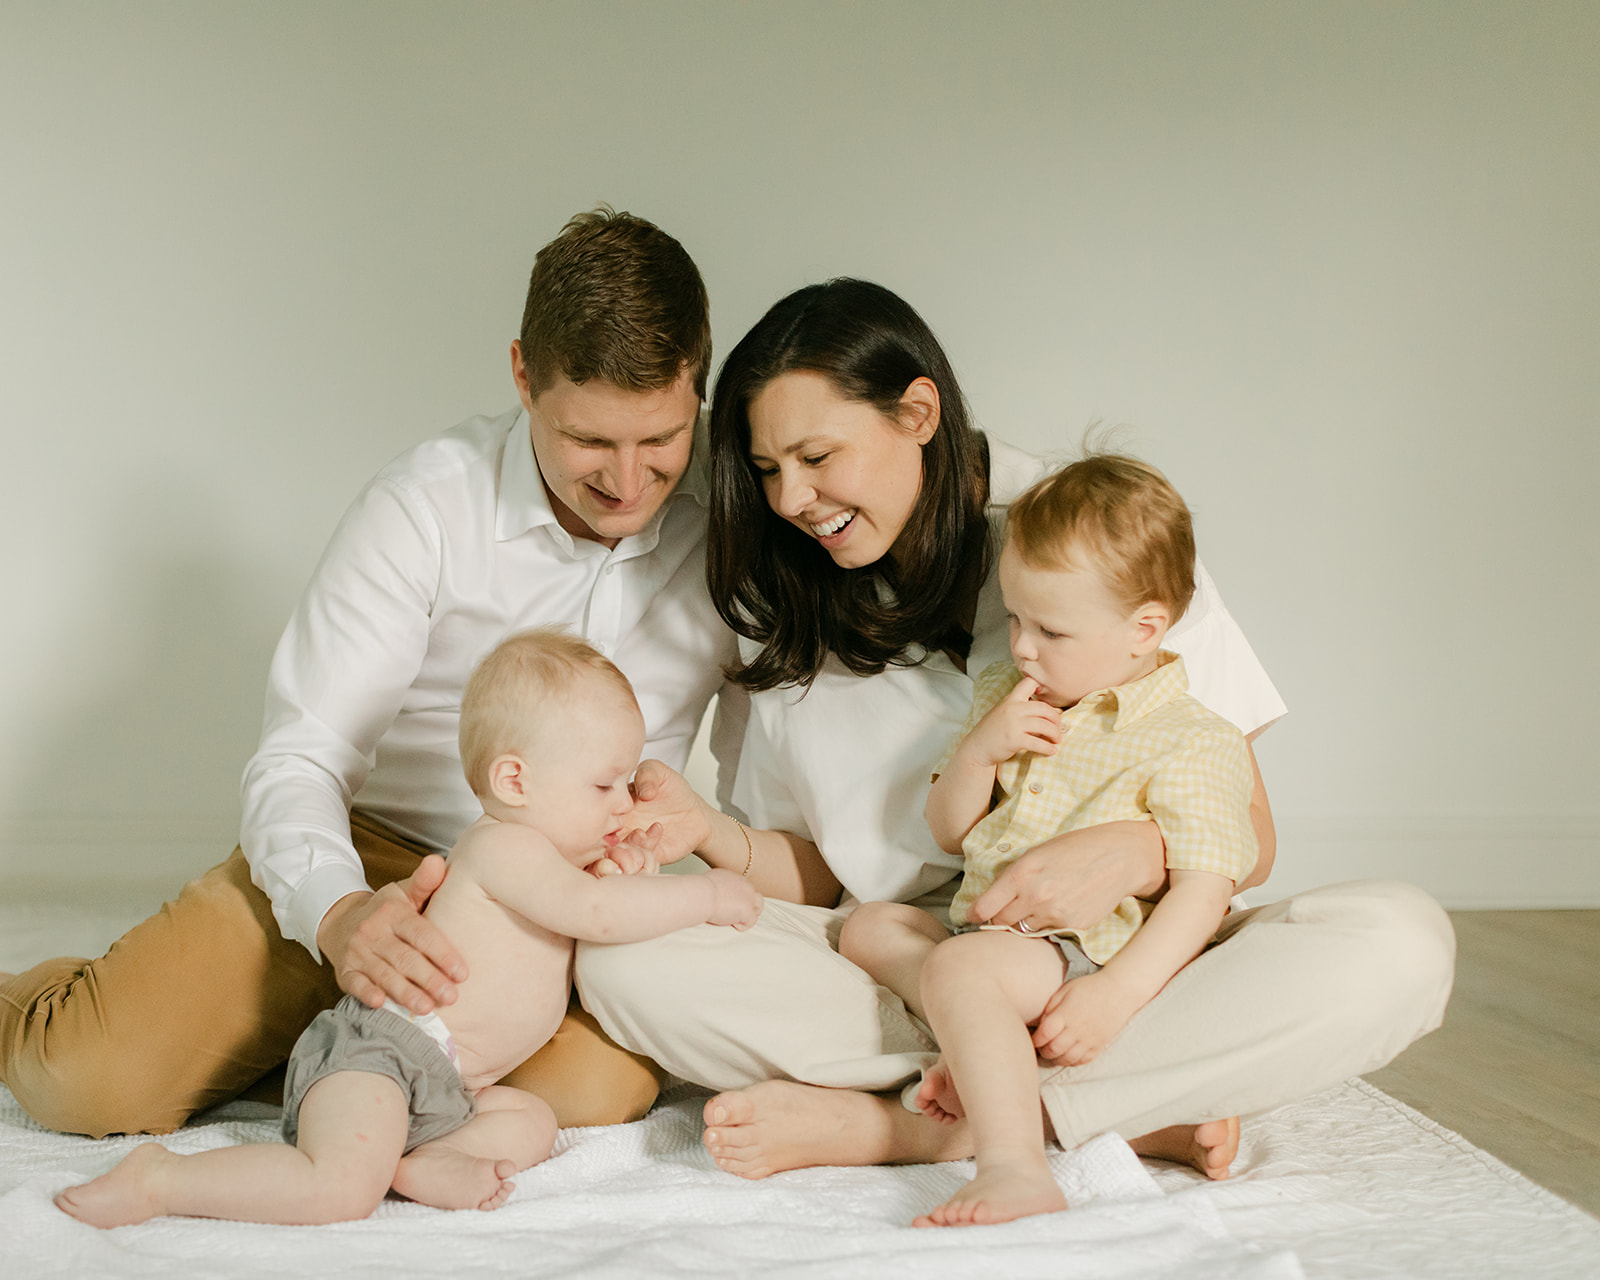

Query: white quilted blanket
[[1, 1077, 1595, 1279]]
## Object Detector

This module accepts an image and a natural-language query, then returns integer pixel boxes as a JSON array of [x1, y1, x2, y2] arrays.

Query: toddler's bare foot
[[393, 1147, 518, 1211], [913, 1060, 964, 1124], [55, 1143, 172, 1228], [913, 1156, 1068, 1228], [1130, 1116, 1239, 1180]]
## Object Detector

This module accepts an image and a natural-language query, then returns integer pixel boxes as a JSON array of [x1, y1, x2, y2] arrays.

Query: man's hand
[[622, 760, 714, 864], [1032, 971, 1138, 1066], [956, 677, 1061, 769], [315, 854, 468, 1014], [966, 820, 1166, 931]]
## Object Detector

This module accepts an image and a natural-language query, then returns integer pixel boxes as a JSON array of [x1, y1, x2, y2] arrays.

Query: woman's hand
[[966, 820, 1166, 932], [618, 759, 715, 865]]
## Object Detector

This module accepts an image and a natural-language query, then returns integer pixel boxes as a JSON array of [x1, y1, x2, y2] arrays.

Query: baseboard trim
[[2, 812, 1596, 909]]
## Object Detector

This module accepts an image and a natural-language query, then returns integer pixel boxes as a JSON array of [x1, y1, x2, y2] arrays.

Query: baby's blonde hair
[[1006, 453, 1196, 620], [459, 628, 639, 799]]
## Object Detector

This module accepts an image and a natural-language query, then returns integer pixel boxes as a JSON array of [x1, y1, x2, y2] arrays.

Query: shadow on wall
[[0, 492, 293, 896]]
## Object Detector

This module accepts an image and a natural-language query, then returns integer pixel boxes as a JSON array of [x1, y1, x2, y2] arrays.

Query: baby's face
[[999, 540, 1153, 710], [520, 681, 647, 865]]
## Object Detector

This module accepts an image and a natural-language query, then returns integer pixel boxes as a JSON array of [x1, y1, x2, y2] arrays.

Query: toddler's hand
[[703, 868, 763, 930], [957, 677, 1062, 770], [1031, 970, 1138, 1066]]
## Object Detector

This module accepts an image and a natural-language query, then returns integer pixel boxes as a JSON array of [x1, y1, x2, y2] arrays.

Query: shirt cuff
[[283, 863, 376, 963]]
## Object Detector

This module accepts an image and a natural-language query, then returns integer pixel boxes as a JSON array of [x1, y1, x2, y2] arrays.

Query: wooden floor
[[1364, 909, 1600, 1216]]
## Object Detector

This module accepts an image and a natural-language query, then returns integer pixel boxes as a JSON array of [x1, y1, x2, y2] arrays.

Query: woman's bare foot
[[392, 1147, 518, 1211], [55, 1143, 173, 1228], [913, 1060, 964, 1124], [1129, 1116, 1239, 1180], [913, 1155, 1068, 1228], [702, 1080, 970, 1179]]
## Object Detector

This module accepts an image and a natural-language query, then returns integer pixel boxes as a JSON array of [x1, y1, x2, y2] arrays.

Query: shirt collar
[[494, 406, 712, 549], [1076, 650, 1190, 731]]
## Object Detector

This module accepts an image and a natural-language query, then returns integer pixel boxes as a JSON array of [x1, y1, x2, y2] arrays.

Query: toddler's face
[[521, 681, 646, 865], [999, 540, 1154, 710]]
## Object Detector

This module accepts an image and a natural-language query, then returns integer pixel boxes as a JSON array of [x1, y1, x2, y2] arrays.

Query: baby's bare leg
[[913, 931, 1069, 1228], [55, 1071, 408, 1227], [393, 1085, 557, 1212], [837, 902, 950, 1022]]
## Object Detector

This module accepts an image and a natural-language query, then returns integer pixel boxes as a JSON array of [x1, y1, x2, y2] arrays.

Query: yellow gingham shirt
[[943, 652, 1258, 964]]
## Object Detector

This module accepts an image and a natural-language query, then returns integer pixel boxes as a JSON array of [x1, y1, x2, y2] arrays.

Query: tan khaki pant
[[576, 879, 1455, 1146], [0, 815, 663, 1138]]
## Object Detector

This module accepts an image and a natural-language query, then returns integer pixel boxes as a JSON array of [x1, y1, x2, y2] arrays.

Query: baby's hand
[[957, 677, 1061, 769], [1031, 970, 1138, 1066], [589, 823, 663, 878], [703, 868, 763, 930]]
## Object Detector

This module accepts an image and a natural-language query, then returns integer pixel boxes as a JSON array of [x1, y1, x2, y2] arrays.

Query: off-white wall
[[2, 1, 1595, 905]]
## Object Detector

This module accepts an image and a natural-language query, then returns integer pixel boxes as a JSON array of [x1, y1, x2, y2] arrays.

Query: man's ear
[[487, 753, 529, 808], [1130, 602, 1172, 656], [510, 340, 534, 412], [897, 377, 942, 445]]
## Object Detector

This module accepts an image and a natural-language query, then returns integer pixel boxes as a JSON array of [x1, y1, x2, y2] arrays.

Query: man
[[0, 209, 736, 1137]]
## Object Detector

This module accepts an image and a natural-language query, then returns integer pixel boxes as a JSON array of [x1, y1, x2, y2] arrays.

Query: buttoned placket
[[995, 694, 1107, 852]]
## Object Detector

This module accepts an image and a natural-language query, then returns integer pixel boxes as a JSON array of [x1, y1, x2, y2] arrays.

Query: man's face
[[513, 343, 699, 547]]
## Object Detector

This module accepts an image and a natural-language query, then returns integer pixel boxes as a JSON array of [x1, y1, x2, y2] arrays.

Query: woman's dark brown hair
[[708, 279, 990, 691]]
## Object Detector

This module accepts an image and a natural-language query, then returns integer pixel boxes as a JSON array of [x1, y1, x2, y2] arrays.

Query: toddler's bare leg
[[913, 931, 1069, 1228], [55, 1071, 408, 1227], [837, 902, 950, 1022], [393, 1085, 557, 1212]]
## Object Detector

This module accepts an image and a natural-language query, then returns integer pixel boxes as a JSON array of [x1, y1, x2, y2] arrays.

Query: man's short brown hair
[[519, 207, 711, 400], [1007, 453, 1197, 621]]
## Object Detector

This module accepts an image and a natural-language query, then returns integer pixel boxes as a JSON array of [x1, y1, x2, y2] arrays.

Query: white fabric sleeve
[[239, 475, 441, 959], [1165, 559, 1287, 738]]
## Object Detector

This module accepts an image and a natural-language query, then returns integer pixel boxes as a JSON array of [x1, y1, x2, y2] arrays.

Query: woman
[[575, 279, 1453, 1182]]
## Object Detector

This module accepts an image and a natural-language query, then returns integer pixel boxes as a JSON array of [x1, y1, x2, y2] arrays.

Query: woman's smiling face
[[746, 370, 938, 570]]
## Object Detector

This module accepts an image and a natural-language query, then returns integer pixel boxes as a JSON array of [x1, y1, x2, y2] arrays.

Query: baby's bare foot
[[913, 1156, 1068, 1228], [913, 1061, 964, 1124], [55, 1143, 172, 1228], [393, 1148, 517, 1211], [1130, 1116, 1240, 1180]]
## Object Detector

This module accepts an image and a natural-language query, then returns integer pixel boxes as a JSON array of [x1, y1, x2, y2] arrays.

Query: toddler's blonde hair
[[1006, 452, 1196, 620], [459, 628, 638, 798]]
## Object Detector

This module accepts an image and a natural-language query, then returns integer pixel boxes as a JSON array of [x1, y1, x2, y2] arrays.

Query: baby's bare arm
[[463, 824, 760, 943]]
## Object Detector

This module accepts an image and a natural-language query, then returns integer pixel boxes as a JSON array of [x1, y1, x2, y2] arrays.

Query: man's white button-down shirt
[[240, 407, 737, 958]]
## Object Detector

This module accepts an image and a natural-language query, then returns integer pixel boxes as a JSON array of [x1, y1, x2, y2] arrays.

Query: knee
[[1301, 879, 1456, 1023], [838, 901, 903, 968], [918, 930, 999, 998]]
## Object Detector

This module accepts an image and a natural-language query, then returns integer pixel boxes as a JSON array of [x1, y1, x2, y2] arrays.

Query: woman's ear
[[898, 376, 941, 445], [487, 753, 529, 808]]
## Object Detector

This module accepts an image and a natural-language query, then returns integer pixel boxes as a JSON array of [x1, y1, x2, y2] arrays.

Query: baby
[[841, 453, 1257, 1228], [57, 628, 762, 1227]]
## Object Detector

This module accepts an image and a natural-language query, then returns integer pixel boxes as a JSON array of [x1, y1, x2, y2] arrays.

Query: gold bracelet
[[732, 816, 754, 876]]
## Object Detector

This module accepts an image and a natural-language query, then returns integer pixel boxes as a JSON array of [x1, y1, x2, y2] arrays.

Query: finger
[[965, 877, 1020, 926], [629, 758, 667, 802], [1004, 676, 1040, 703], [392, 913, 468, 987], [401, 854, 449, 911], [589, 857, 623, 877]]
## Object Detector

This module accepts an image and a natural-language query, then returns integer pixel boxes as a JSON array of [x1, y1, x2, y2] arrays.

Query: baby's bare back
[[420, 834, 577, 1092]]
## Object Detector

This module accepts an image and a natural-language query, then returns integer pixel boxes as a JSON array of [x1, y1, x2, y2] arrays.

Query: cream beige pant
[[0, 814, 663, 1138], [576, 878, 1455, 1146]]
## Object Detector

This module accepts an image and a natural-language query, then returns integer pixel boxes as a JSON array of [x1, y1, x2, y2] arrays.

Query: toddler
[[841, 454, 1257, 1227]]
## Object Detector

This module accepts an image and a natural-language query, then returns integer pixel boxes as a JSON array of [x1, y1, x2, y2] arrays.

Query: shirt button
[[605, 564, 616, 575], [997, 841, 1012, 853], [593, 641, 607, 654], [1028, 783, 1042, 793]]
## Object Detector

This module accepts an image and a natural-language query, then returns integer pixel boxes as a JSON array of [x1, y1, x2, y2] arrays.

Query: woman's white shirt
[[726, 438, 1286, 906]]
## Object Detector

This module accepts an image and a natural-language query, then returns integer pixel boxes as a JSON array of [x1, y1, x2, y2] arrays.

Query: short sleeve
[[1145, 721, 1259, 883]]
